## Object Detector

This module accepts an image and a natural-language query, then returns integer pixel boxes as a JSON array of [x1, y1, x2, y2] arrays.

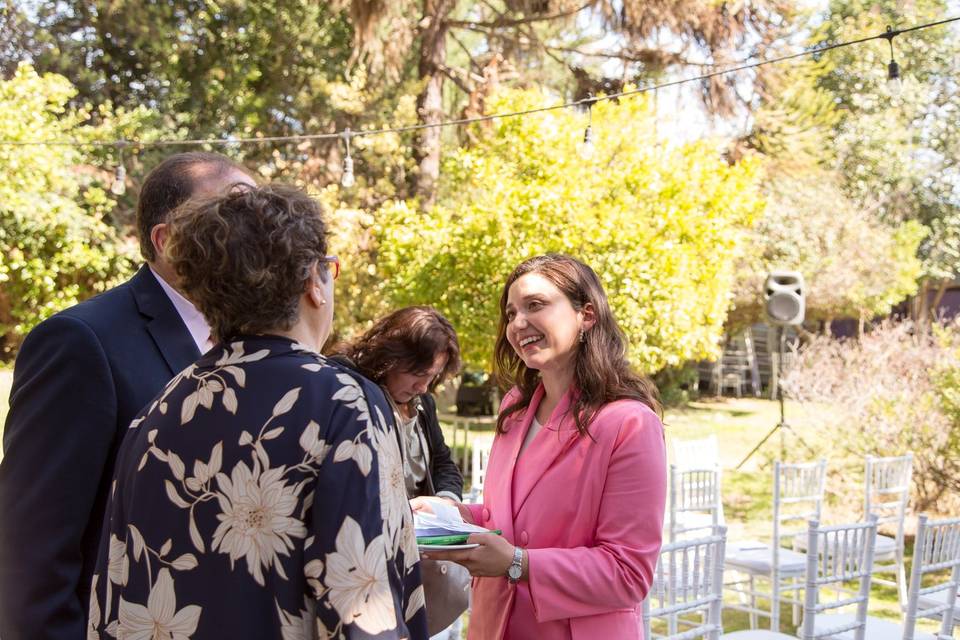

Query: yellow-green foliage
[[0, 64, 135, 354], [374, 88, 764, 371]]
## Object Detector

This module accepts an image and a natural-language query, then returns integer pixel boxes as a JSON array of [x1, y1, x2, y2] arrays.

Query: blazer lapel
[[512, 387, 580, 518], [486, 385, 543, 544], [130, 265, 200, 375]]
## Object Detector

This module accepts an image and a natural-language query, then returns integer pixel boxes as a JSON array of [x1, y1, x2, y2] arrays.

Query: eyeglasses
[[322, 255, 340, 280]]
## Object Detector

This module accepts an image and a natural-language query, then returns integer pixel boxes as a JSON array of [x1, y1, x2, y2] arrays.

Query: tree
[[0, 0, 38, 79], [810, 0, 960, 322], [0, 64, 136, 356], [23, 0, 801, 206], [338, 0, 798, 202], [729, 1, 960, 331], [31, 2, 352, 138], [372, 88, 764, 370], [26, 1, 416, 196]]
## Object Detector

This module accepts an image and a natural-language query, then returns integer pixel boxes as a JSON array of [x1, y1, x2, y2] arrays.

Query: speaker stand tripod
[[736, 325, 814, 469]]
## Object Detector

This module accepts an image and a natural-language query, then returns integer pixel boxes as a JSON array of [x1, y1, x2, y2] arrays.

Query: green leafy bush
[[0, 64, 136, 357], [373, 88, 764, 372]]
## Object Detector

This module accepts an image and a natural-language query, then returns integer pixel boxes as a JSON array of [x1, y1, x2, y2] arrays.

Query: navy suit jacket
[[0, 265, 199, 639]]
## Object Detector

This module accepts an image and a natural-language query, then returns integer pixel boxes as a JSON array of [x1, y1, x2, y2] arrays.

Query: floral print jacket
[[86, 335, 427, 639]]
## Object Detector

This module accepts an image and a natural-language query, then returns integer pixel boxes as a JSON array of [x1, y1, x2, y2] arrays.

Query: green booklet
[[417, 530, 502, 546], [414, 497, 500, 546]]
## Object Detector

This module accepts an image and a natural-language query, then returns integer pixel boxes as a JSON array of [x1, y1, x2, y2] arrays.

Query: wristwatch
[[507, 546, 523, 583]]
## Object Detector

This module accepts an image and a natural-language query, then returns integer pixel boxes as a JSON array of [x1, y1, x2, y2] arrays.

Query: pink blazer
[[466, 384, 666, 640]]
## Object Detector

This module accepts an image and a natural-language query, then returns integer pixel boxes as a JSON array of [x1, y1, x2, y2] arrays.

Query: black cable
[[1, 15, 957, 149]]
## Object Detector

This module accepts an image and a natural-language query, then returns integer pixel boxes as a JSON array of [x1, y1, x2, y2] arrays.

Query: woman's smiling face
[[505, 272, 584, 375]]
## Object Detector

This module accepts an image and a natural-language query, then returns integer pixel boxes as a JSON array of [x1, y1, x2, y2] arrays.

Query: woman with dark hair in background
[[335, 306, 463, 502], [86, 185, 426, 639], [422, 253, 666, 640], [334, 306, 468, 638]]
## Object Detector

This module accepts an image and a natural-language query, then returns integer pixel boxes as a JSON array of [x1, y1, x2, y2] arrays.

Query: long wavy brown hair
[[336, 306, 461, 392], [494, 254, 661, 437]]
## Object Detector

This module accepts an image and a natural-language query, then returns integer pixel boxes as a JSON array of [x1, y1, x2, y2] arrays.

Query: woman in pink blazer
[[422, 254, 666, 639]]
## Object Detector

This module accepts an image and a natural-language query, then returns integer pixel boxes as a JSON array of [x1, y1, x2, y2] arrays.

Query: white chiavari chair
[[673, 435, 721, 470], [810, 515, 960, 640], [722, 516, 878, 640], [864, 454, 913, 607], [465, 437, 492, 503], [644, 526, 727, 639], [669, 464, 724, 543], [724, 460, 828, 632]]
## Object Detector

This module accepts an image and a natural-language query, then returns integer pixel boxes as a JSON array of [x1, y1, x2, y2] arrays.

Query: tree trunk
[[414, 0, 455, 207], [931, 278, 950, 320], [909, 278, 926, 324]]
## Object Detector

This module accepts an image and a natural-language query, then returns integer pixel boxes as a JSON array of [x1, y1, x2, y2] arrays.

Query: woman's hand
[[409, 496, 476, 524], [421, 532, 519, 578], [409, 496, 453, 515]]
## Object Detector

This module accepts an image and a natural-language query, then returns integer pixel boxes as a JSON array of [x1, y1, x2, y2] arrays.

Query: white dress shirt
[[150, 266, 214, 353]]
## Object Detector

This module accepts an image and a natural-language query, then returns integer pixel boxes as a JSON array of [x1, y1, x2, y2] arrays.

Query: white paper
[[414, 497, 489, 537]]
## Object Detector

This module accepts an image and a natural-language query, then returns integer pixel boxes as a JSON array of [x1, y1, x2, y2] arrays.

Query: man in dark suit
[[0, 152, 254, 639]]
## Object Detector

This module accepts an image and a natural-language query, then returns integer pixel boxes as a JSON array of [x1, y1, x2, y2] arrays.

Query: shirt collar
[[149, 265, 213, 353]]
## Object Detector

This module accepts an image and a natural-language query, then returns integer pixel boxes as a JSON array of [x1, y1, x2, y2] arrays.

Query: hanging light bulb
[[340, 128, 355, 188], [579, 125, 596, 160], [578, 96, 597, 160], [111, 164, 127, 195], [887, 60, 902, 97], [341, 155, 355, 188], [111, 142, 127, 195], [882, 26, 903, 98]]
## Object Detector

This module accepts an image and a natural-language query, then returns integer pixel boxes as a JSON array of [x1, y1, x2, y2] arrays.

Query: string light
[[340, 128, 355, 188], [881, 26, 903, 98], [578, 96, 597, 160], [111, 142, 127, 195], [0, 16, 954, 164]]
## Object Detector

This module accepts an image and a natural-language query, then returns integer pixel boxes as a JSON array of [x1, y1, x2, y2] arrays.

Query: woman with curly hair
[[422, 253, 666, 640], [86, 185, 427, 639]]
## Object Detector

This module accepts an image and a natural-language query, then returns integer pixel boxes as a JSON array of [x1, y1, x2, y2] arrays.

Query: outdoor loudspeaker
[[764, 271, 805, 325]]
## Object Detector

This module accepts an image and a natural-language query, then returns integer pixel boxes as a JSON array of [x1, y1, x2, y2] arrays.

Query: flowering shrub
[[782, 320, 960, 514]]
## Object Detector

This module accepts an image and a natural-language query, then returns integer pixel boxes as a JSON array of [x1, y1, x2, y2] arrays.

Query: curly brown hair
[[336, 306, 461, 392], [494, 254, 661, 437], [165, 185, 329, 342]]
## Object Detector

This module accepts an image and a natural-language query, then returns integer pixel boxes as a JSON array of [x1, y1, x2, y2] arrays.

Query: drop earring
[[579, 328, 585, 343]]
